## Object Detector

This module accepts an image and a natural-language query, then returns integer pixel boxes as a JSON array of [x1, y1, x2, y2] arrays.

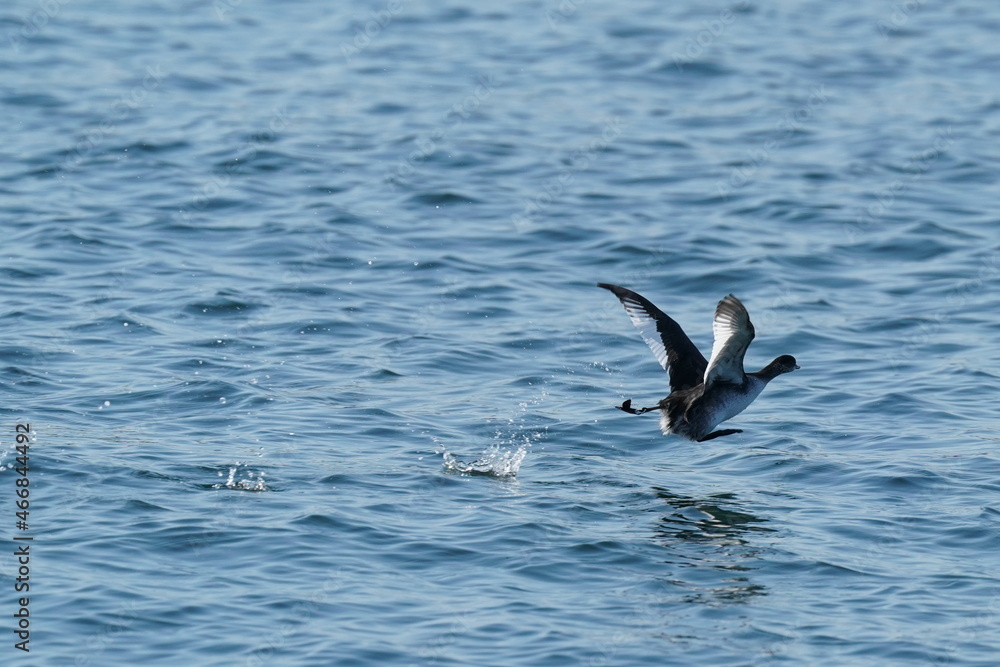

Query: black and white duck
[[598, 284, 798, 441]]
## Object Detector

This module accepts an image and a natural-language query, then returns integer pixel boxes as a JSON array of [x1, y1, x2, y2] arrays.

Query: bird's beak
[[794, 364, 801, 370]]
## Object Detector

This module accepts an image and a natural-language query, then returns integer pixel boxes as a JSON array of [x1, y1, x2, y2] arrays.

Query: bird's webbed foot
[[616, 399, 657, 415]]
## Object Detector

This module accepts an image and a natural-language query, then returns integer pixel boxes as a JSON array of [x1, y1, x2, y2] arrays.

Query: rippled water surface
[[3, 0, 1000, 664]]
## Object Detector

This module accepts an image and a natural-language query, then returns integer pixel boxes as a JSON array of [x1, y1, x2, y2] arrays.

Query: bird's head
[[772, 355, 799, 374]]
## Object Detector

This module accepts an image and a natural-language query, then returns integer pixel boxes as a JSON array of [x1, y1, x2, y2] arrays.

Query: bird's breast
[[701, 376, 767, 426]]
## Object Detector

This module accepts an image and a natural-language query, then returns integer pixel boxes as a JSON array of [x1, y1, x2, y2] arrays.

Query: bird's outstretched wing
[[598, 284, 707, 391], [703, 294, 754, 387]]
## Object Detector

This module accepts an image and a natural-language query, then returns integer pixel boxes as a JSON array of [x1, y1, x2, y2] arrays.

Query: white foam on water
[[438, 388, 548, 477], [214, 462, 268, 491]]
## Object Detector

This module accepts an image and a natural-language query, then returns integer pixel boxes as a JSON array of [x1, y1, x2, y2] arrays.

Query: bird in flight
[[598, 284, 798, 441]]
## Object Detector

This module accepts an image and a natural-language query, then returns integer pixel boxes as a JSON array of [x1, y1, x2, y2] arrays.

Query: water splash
[[438, 388, 548, 477], [442, 442, 528, 477], [214, 462, 268, 491]]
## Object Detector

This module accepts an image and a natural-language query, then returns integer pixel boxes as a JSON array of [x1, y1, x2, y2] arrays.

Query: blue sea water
[[2, 0, 1000, 664]]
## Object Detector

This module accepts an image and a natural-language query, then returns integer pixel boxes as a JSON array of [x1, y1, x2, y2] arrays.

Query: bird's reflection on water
[[651, 487, 774, 605]]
